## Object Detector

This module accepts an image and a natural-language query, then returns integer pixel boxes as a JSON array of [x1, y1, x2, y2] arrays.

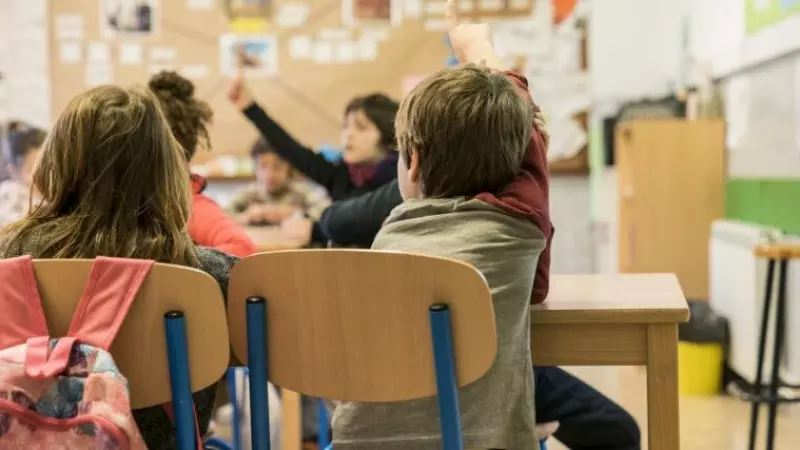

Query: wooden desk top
[[532, 273, 690, 325], [245, 226, 305, 252]]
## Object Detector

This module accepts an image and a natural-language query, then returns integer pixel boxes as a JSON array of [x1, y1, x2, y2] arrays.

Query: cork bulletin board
[[47, 0, 535, 163]]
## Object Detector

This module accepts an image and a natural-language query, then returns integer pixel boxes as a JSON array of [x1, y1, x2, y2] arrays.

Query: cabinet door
[[617, 120, 725, 299]]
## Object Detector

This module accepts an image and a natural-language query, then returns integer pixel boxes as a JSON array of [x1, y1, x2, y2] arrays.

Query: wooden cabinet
[[616, 120, 725, 300]]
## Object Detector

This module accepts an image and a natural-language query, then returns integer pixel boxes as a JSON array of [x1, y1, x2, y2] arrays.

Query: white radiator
[[709, 220, 800, 384]]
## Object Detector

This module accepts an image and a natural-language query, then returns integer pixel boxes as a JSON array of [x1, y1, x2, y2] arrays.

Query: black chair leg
[[765, 259, 788, 450], [749, 258, 776, 450]]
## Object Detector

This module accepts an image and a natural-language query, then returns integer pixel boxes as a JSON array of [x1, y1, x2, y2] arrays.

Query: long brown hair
[[148, 71, 213, 161], [0, 85, 199, 266]]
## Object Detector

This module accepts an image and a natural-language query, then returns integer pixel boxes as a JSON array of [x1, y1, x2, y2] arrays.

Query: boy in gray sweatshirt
[[331, 2, 549, 449]]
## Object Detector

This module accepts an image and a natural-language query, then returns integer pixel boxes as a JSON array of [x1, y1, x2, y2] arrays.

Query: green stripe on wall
[[726, 179, 800, 234]]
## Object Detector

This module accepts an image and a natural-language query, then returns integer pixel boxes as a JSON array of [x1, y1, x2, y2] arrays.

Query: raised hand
[[227, 57, 254, 111], [445, 0, 493, 63]]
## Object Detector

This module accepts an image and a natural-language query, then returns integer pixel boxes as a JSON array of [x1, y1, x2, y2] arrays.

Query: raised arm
[[228, 76, 349, 192], [447, 0, 553, 304]]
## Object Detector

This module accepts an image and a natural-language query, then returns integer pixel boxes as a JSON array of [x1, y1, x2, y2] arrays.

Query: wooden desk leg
[[646, 324, 680, 450], [281, 389, 303, 450]]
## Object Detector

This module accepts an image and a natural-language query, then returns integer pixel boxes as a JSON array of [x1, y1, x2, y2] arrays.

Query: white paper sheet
[[87, 42, 110, 62], [119, 42, 143, 65], [313, 41, 334, 64], [547, 118, 587, 161], [187, 0, 214, 9], [55, 14, 84, 40], [335, 42, 357, 63], [276, 3, 309, 28], [289, 36, 312, 59], [725, 77, 749, 150], [182, 64, 209, 79], [149, 46, 177, 62], [356, 38, 378, 60], [59, 42, 83, 64], [219, 34, 278, 78], [405, 0, 422, 18], [480, 0, 504, 10]]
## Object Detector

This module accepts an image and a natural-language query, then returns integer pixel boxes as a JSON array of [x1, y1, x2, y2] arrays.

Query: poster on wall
[[100, 0, 159, 38], [342, 0, 402, 27], [226, 0, 270, 18], [745, 0, 800, 34], [219, 34, 278, 77]]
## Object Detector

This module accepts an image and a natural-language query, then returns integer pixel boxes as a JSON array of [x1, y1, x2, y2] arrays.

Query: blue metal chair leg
[[226, 367, 244, 450], [318, 398, 331, 449], [164, 311, 197, 450], [429, 304, 463, 450], [247, 296, 271, 450]]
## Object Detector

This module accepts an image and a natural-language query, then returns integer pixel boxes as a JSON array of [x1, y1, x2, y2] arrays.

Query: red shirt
[[476, 72, 553, 304], [188, 175, 257, 257]]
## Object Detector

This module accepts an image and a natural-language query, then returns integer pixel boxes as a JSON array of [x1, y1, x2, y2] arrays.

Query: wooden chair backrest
[[227, 250, 497, 403], [32, 260, 229, 409]]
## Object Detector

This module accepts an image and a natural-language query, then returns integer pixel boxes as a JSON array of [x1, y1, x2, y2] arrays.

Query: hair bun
[[148, 71, 195, 101]]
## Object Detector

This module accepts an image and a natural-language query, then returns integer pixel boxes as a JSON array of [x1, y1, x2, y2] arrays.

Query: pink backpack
[[0, 255, 152, 449]]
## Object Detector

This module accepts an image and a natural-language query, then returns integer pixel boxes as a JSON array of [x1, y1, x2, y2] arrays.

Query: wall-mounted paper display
[[289, 35, 312, 59], [120, 42, 143, 65], [275, 2, 308, 28], [405, 0, 422, 17], [361, 27, 390, 42], [59, 42, 83, 64], [480, 0, 504, 10], [55, 14, 84, 40], [313, 41, 334, 64], [187, 0, 214, 9], [220, 34, 278, 77], [356, 38, 378, 60], [149, 46, 178, 62], [87, 42, 111, 62], [182, 64, 210, 79], [335, 42, 357, 63], [100, 0, 159, 39], [319, 28, 352, 40], [342, 0, 402, 28]]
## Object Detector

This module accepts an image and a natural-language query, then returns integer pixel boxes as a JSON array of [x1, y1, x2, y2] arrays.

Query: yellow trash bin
[[678, 341, 724, 396]]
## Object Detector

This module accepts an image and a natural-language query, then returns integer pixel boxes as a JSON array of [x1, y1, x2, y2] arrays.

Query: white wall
[[589, 0, 689, 102]]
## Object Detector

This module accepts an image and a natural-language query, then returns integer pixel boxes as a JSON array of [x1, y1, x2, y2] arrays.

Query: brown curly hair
[[148, 71, 213, 161]]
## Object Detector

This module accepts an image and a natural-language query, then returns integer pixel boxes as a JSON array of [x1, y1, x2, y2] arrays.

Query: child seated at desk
[[0, 123, 46, 227], [231, 138, 330, 225], [332, 3, 548, 449]]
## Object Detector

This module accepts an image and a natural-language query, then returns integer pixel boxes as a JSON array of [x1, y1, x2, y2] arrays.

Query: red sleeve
[[188, 193, 258, 257], [475, 71, 553, 304]]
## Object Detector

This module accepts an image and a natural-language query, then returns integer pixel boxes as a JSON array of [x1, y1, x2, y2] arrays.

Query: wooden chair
[[31, 260, 230, 450], [227, 249, 499, 450]]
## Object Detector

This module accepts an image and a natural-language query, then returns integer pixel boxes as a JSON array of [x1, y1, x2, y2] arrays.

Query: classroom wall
[[722, 53, 800, 235], [589, 0, 688, 102]]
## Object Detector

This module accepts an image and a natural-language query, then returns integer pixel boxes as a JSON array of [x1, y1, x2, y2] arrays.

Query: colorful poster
[[745, 0, 800, 34], [219, 34, 278, 77], [100, 0, 159, 39]]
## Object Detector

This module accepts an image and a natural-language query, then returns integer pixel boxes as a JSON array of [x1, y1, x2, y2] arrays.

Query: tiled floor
[[547, 367, 800, 450]]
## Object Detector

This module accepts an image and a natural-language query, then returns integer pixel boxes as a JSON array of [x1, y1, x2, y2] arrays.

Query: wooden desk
[[532, 273, 689, 450], [245, 226, 305, 252], [279, 273, 689, 450]]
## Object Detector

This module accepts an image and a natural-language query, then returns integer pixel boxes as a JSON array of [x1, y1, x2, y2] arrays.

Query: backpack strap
[[0, 255, 49, 350], [24, 257, 154, 378], [65, 256, 154, 349]]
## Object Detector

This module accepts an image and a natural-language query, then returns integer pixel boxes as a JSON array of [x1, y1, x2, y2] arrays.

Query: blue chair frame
[[242, 297, 518, 450], [164, 310, 200, 450]]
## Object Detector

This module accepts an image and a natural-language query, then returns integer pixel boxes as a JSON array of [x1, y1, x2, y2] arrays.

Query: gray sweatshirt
[[332, 197, 546, 450]]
